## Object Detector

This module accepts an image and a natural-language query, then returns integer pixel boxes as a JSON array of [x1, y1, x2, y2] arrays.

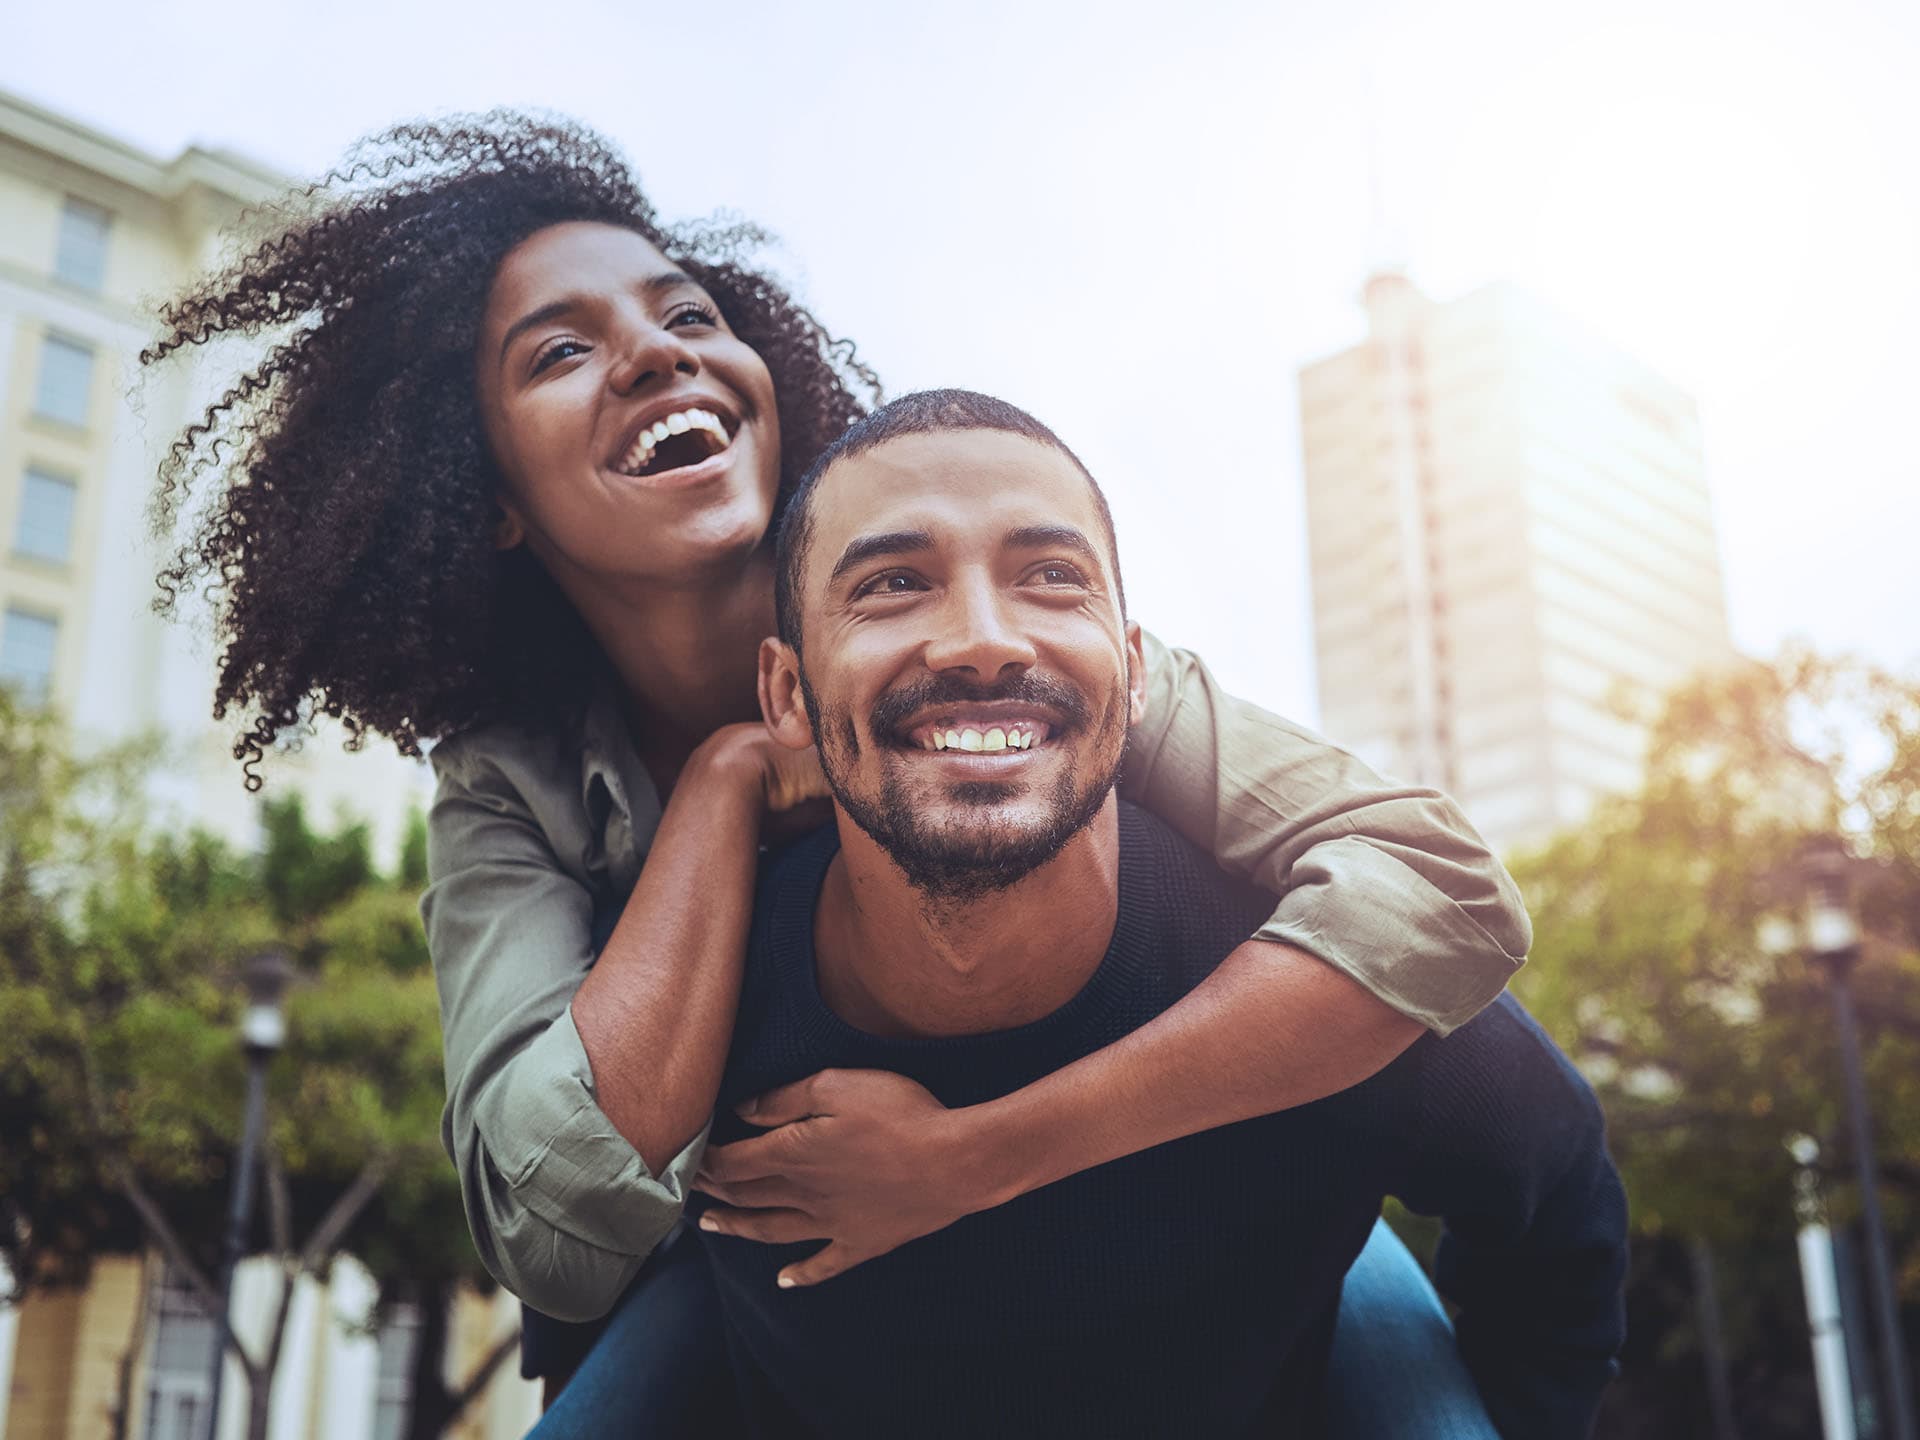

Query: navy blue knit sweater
[[696, 804, 1626, 1439]]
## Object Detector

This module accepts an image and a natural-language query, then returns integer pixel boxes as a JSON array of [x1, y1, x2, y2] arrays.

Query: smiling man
[[694, 390, 1627, 1439]]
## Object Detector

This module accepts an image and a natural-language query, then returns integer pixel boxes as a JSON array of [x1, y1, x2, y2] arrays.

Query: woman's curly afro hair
[[145, 112, 881, 788]]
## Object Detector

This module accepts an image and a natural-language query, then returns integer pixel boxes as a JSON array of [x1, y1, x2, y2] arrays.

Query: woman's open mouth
[[613, 408, 732, 478]]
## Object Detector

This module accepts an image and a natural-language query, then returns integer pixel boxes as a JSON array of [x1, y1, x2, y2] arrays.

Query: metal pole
[[205, 1047, 269, 1440], [1828, 962, 1917, 1440], [1799, 1220, 1862, 1440], [1690, 1236, 1742, 1440]]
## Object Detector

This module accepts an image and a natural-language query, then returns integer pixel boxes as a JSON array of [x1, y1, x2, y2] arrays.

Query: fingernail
[[699, 1215, 719, 1232], [777, 1275, 796, 1289], [737, 1099, 759, 1118]]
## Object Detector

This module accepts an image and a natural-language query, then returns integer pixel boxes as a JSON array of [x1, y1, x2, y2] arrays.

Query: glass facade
[[33, 333, 95, 427], [0, 608, 58, 704], [142, 1268, 216, 1440], [54, 196, 111, 290], [14, 467, 78, 563]]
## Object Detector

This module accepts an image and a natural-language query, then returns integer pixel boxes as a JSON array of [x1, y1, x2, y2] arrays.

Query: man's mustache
[[868, 673, 1093, 741]]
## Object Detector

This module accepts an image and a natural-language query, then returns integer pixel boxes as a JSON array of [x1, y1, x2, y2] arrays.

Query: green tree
[[1508, 649, 1920, 1436], [0, 698, 512, 1439]]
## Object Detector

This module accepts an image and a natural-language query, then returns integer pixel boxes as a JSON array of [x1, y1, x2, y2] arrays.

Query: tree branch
[[110, 1162, 259, 1382], [441, 1327, 522, 1428], [297, 1153, 393, 1274]]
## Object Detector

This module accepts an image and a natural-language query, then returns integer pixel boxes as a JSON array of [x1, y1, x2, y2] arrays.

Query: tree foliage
[[1507, 648, 1920, 1435], [0, 693, 480, 1301]]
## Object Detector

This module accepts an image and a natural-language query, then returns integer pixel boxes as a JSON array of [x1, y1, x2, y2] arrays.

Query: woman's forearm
[[964, 939, 1423, 1208], [570, 735, 765, 1174]]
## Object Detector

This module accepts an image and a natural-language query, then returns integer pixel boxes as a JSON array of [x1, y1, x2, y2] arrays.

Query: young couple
[[150, 115, 1623, 1437]]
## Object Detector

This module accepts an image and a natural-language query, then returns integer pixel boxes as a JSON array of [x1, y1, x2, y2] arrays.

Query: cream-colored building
[[1299, 272, 1736, 854], [0, 90, 535, 1440], [0, 86, 434, 861], [1, 1254, 535, 1440]]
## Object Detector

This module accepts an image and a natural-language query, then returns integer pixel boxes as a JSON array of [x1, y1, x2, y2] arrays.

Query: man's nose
[[921, 575, 1038, 681], [608, 314, 699, 393]]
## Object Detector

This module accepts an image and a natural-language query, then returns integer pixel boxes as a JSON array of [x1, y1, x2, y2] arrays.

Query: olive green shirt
[[421, 630, 1529, 1321]]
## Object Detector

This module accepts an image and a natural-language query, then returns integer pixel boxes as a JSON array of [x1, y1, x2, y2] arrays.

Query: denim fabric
[[1326, 1220, 1499, 1439], [529, 1218, 1496, 1437], [526, 1228, 742, 1440]]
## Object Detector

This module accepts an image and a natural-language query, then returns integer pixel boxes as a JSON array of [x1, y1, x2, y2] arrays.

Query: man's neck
[[813, 800, 1123, 1039]]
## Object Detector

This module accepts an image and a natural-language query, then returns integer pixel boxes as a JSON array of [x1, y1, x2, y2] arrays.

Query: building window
[[142, 1267, 216, 1440], [33, 334, 95, 427], [14, 468, 78, 564], [55, 197, 112, 291], [373, 1303, 422, 1440], [0, 609, 59, 705]]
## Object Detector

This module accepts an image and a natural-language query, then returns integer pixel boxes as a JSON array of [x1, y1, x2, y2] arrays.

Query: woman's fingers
[[778, 1242, 869, 1289], [696, 1205, 826, 1246], [690, 1172, 804, 1210]]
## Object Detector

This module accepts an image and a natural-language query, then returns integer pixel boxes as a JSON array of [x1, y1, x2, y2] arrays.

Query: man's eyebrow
[[827, 530, 935, 587], [1004, 524, 1102, 569], [497, 271, 703, 363]]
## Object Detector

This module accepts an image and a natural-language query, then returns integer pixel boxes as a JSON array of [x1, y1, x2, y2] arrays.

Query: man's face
[[768, 430, 1145, 902]]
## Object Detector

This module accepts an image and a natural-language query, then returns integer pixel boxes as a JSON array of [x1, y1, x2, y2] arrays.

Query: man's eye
[[530, 339, 589, 375], [1029, 562, 1089, 587], [853, 571, 928, 598]]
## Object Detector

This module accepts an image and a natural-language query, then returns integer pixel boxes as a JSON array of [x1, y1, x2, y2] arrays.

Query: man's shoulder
[[1387, 991, 1605, 1144], [1115, 801, 1273, 956]]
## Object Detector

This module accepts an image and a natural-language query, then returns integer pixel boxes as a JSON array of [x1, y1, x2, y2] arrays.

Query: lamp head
[[240, 949, 293, 1053], [1798, 837, 1862, 966]]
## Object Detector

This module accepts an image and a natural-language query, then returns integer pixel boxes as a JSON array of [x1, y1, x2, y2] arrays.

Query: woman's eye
[[854, 571, 928, 599], [530, 339, 588, 375], [666, 303, 721, 329]]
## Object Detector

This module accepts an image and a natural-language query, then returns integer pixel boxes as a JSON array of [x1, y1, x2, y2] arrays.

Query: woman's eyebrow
[[496, 272, 703, 363]]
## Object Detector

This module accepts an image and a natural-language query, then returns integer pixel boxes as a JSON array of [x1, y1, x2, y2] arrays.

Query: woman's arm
[[424, 722, 811, 1322], [695, 631, 1531, 1286]]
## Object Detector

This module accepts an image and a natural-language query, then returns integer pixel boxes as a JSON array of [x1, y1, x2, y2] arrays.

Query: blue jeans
[[1325, 1220, 1499, 1438], [531, 1218, 1496, 1438]]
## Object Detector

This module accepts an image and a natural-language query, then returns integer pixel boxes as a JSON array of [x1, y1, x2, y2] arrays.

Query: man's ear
[[493, 500, 527, 551], [1124, 622, 1148, 728], [758, 637, 816, 749]]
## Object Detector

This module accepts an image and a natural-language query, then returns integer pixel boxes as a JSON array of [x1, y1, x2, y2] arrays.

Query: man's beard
[[801, 669, 1129, 905]]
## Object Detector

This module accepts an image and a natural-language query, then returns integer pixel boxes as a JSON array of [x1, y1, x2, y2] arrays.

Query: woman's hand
[[691, 723, 831, 832], [692, 1069, 1002, 1288]]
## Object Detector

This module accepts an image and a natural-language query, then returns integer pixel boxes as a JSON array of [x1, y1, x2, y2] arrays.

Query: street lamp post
[[204, 950, 292, 1440], [1801, 841, 1916, 1440]]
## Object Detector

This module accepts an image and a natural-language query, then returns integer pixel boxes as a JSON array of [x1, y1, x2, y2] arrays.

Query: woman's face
[[475, 221, 781, 589]]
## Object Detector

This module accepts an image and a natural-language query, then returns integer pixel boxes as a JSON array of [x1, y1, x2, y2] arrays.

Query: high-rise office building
[[1299, 272, 1734, 854], [0, 88, 434, 863]]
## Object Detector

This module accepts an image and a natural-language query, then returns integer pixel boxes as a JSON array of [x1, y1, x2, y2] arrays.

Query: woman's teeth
[[922, 725, 1040, 753], [616, 408, 730, 475]]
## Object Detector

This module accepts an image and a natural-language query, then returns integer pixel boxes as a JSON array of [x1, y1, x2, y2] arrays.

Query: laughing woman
[[145, 115, 1523, 1435]]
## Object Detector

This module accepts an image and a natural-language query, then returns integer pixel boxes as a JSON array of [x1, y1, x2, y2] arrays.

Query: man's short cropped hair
[[773, 388, 1123, 650]]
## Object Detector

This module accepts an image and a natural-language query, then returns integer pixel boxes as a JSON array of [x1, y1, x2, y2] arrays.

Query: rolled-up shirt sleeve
[[421, 738, 702, 1322], [1118, 630, 1531, 1034]]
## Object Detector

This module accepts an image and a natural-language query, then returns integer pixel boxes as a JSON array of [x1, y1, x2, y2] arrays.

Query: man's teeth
[[618, 408, 729, 474], [925, 725, 1037, 753]]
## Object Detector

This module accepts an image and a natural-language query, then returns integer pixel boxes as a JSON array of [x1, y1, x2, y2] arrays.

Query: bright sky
[[7, 0, 1916, 721]]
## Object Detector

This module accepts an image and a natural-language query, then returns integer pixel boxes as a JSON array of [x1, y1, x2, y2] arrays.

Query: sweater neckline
[[766, 807, 1157, 1059]]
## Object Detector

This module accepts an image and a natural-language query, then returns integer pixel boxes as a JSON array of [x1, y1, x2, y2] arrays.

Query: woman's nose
[[608, 318, 699, 394]]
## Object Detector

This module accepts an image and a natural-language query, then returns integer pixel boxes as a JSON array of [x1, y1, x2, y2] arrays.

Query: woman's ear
[[493, 500, 527, 551], [758, 637, 815, 749]]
